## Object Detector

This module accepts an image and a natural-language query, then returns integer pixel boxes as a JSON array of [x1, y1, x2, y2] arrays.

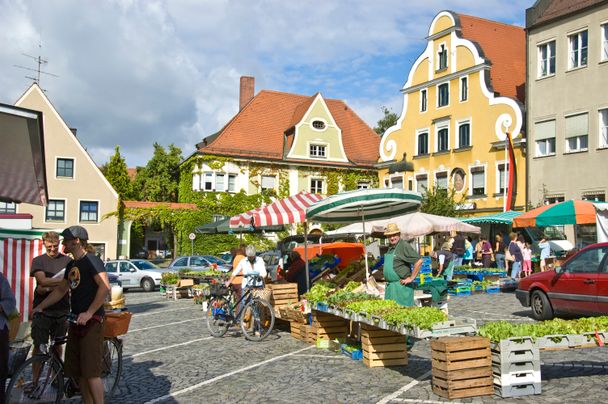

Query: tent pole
[[362, 209, 369, 284], [304, 222, 310, 292]]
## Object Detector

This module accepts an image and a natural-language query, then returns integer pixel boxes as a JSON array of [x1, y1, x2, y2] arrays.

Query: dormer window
[[309, 144, 327, 159], [312, 120, 326, 130]]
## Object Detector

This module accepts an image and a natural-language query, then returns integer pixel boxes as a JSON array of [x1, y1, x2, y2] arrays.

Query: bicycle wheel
[[206, 297, 231, 337], [240, 298, 275, 341], [5, 355, 64, 404], [101, 337, 122, 398]]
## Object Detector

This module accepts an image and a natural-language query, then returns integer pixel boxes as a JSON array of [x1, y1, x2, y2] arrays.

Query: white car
[[104, 259, 170, 292]]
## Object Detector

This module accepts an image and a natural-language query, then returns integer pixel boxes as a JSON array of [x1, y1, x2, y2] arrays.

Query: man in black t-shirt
[[30, 231, 71, 358], [32, 226, 110, 404]]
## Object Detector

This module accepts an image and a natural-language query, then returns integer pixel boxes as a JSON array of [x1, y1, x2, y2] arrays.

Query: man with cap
[[383, 223, 423, 307], [32, 225, 110, 404], [430, 242, 455, 280]]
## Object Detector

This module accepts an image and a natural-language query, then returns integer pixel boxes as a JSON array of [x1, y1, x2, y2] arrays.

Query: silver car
[[104, 259, 169, 292], [168, 255, 231, 272]]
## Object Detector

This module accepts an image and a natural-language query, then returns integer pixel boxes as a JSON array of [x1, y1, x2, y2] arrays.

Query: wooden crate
[[360, 324, 407, 368], [312, 311, 348, 341], [300, 324, 315, 344], [431, 336, 493, 399], [266, 283, 298, 307], [290, 321, 304, 341]]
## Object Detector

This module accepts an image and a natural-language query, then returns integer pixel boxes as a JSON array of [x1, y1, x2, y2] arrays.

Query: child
[[522, 242, 532, 277]]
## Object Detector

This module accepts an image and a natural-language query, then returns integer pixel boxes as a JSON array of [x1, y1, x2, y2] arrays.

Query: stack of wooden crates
[[361, 324, 408, 368], [311, 311, 348, 344], [431, 336, 494, 400], [266, 283, 298, 316]]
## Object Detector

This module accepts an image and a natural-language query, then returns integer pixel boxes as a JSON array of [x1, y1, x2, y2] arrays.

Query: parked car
[[168, 255, 231, 272], [516, 243, 608, 320], [107, 272, 121, 287], [104, 259, 168, 292]]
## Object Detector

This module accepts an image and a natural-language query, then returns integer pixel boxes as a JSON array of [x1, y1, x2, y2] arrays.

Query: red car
[[516, 243, 608, 320]]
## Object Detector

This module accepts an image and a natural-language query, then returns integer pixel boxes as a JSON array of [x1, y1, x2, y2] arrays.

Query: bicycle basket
[[103, 311, 132, 338], [210, 284, 230, 296], [8, 342, 31, 377]]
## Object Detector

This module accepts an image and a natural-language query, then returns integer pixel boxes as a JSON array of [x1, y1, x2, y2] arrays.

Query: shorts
[[64, 321, 104, 379], [31, 311, 69, 348]]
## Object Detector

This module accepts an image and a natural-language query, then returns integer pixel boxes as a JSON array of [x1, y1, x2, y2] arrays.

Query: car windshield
[[132, 260, 159, 270], [203, 256, 227, 265], [528, 226, 567, 241]]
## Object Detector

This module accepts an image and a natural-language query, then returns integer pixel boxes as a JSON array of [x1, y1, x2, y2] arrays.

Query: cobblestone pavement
[[108, 290, 607, 404]]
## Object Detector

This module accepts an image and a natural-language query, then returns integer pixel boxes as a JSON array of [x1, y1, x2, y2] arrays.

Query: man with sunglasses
[[30, 232, 71, 361]]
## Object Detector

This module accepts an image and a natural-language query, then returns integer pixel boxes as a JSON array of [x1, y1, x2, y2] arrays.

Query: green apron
[[383, 252, 415, 307]]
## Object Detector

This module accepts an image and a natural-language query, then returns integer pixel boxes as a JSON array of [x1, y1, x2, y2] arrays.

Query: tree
[[374, 106, 398, 135], [135, 143, 182, 202], [101, 145, 133, 200], [420, 185, 465, 217]]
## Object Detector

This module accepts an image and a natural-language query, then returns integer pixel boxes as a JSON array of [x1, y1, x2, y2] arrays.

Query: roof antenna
[[14, 40, 59, 91]]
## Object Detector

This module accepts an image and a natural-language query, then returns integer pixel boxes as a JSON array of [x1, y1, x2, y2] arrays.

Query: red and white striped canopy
[[230, 191, 323, 229]]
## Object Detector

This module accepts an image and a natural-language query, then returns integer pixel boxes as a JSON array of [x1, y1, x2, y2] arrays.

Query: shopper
[[522, 242, 533, 277], [32, 226, 110, 404], [539, 236, 551, 272], [227, 245, 267, 292], [431, 243, 454, 280], [0, 272, 17, 404], [508, 232, 524, 279], [383, 223, 422, 307], [451, 232, 466, 267], [494, 234, 506, 269]]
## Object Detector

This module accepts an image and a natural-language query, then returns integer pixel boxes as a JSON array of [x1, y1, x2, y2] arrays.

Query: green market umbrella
[[462, 210, 523, 225], [513, 200, 596, 227], [306, 188, 422, 281]]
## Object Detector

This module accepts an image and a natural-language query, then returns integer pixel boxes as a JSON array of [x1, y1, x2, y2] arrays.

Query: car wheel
[[141, 277, 155, 292], [530, 290, 553, 320]]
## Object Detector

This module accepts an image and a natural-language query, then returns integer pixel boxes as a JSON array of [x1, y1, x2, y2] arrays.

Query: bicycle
[[5, 313, 123, 403], [206, 275, 275, 341]]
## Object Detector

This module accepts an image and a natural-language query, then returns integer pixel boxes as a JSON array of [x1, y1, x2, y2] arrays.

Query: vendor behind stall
[[284, 251, 307, 296], [431, 243, 455, 280], [383, 223, 423, 307]]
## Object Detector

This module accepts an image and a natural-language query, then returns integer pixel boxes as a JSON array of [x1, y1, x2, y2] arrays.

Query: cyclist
[[226, 245, 267, 291]]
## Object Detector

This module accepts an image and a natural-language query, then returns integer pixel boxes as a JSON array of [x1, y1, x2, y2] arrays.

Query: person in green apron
[[383, 223, 422, 307]]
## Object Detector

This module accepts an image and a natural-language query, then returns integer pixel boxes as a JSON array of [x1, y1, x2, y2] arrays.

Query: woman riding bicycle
[[226, 245, 267, 292]]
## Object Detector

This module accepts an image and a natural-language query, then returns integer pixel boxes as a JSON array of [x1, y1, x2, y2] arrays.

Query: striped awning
[[306, 188, 422, 223], [229, 191, 323, 229], [252, 191, 323, 227], [462, 210, 523, 224]]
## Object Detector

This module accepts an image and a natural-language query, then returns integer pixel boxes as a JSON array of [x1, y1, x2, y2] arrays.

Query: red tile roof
[[127, 168, 137, 181], [123, 201, 197, 209], [458, 14, 526, 104], [528, 0, 605, 28], [197, 90, 380, 167]]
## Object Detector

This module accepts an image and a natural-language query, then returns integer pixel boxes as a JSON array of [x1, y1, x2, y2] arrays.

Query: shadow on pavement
[[113, 357, 178, 404], [127, 302, 167, 314]]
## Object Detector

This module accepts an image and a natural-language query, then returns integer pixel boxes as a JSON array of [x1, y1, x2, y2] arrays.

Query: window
[[565, 113, 588, 153], [497, 163, 509, 194], [203, 173, 213, 191], [582, 193, 606, 202], [565, 247, 607, 273], [420, 89, 427, 112], [600, 109, 608, 148], [310, 178, 324, 194], [80, 201, 98, 222], [435, 172, 448, 190], [602, 23, 608, 62], [46, 200, 65, 222], [0, 202, 16, 214], [471, 167, 485, 196], [416, 175, 428, 194], [437, 43, 448, 70], [458, 122, 470, 148], [568, 30, 588, 69], [437, 127, 449, 152], [460, 77, 468, 101], [261, 175, 276, 191], [215, 174, 225, 191], [391, 176, 403, 189], [534, 120, 556, 157], [538, 41, 556, 77], [227, 174, 236, 192], [309, 144, 327, 158], [56, 158, 74, 178], [312, 120, 326, 130], [545, 195, 565, 204], [105, 263, 117, 273], [437, 83, 449, 107], [417, 131, 429, 155], [357, 182, 370, 189], [384, 178, 389, 188]]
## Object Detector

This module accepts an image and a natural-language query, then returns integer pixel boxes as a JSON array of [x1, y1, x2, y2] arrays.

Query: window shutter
[[534, 120, 555, 140], [565, 114, 588, 138]]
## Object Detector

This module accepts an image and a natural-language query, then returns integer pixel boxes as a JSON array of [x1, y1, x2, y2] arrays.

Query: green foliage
[[420, 185, 465, 217], [135, 143, 182, 202], [382, 307, 448, 330], [374, 106, 398, 136], [101, 145, 134, 200], [479, 316, 608, 342]]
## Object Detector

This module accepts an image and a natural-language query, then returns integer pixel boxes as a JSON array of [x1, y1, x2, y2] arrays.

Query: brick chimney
[[239, 76, 255, 111]]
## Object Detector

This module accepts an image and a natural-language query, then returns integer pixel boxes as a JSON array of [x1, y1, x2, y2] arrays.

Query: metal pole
[[362, 208, 370, 284], [503, 134, 508, 212], [191, 239, 194, 255], [304, 222, 310, 291]]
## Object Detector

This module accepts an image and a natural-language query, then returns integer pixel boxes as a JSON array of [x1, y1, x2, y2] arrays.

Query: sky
[[1, 0, 532, 167]]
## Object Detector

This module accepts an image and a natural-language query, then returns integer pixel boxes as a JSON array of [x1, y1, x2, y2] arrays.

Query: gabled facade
[[184, 77, 380, 200], [14, 84, 119, 259], [378, 11, 526, 214], [526, 0, 608, 206]]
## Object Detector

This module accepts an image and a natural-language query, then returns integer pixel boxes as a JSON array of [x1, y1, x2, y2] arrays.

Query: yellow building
[[378, 11, 527, 214]]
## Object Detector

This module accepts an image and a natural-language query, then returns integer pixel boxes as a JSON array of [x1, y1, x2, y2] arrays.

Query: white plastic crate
[[494, 369, 541, 387], [495, 382, 541, 398]]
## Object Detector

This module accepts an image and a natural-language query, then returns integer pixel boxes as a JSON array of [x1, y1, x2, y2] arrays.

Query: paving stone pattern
[[104, 290, 607, 403]]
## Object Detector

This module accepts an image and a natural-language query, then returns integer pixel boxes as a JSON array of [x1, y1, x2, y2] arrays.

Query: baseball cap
[[61, 225, 89, 240]]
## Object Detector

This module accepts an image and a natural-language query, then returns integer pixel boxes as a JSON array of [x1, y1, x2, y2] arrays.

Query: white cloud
[[0, 0, 531, 167]]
